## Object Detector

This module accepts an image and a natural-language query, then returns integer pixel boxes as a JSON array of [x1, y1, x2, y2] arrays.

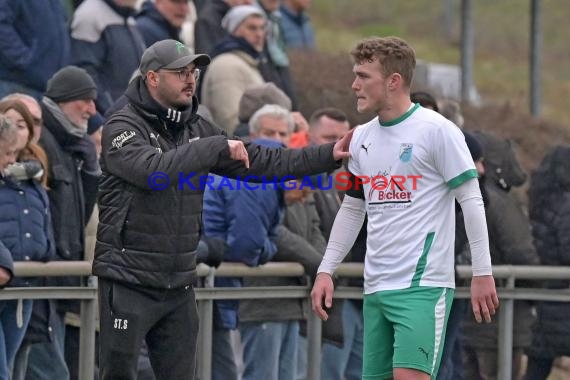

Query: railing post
[[306, 287, 322, 380], [497, 275, 515, 379], [198, 268, 215, 380], [79, 275, 97, 380]]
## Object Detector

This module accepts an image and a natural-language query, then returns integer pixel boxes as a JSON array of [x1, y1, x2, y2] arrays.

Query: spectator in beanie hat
[[45, 66, 97, 105], [14, 65, 100, 380], [200, 5, 267, 134]]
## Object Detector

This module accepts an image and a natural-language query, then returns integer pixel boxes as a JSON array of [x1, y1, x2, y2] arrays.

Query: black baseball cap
[[139, 40, 211, 75]]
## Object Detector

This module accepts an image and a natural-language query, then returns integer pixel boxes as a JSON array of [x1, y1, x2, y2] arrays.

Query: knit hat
[[45, 66, 97, 103], [139, 39, 210, 76], [238, 83, 292, 123], [221, 5, 266, 34]]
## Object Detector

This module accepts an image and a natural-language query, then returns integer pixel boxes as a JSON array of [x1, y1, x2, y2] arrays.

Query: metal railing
[[2, 262, 570, 380], [0, 261, 96, 380]]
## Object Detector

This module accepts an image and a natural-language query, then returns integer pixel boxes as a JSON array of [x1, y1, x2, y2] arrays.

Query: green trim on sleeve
[[447, 169, 478, 189], [411, 232, 435, 287], [379, 103, 420, 127]]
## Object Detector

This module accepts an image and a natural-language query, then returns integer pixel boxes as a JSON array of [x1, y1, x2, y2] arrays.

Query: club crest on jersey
[[399, 143, 413, 163]]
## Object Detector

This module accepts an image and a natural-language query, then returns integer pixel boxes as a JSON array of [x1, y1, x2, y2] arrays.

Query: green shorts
[[362, 286, 454, 379]]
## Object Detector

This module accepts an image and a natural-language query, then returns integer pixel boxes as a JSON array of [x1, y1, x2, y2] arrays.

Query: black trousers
[[98, 278, 199, 380]]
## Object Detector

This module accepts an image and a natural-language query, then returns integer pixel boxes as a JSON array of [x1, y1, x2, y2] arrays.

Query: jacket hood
[[138, 1, 181, 36], [210, 36, 261, 60], [124, 76, 199, 129], [473, 131, 527, 191], [139, 1, 161, 20]]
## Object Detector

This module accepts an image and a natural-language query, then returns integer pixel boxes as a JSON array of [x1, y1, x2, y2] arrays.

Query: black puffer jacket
[[526, 145, 570, 358], [93, 77, 339, 289]]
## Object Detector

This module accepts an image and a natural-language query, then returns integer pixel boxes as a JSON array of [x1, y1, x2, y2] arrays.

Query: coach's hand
[[332, 129, 354, 161], [311, 272, 335, 321], [471, 275, 499, 323], [228, 140, 249, 169]]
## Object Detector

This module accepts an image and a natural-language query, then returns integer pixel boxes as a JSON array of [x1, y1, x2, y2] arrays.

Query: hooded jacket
[[201, 36, 265, 134], [71, 0, 146, 113], [194, 0, 230, 55], [93, 77, 339, 289], [136, 1, 181, 47]]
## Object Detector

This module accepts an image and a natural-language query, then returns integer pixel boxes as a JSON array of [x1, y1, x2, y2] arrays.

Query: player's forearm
[[453, 179, 493, 276], [317, 196, 366, 275]]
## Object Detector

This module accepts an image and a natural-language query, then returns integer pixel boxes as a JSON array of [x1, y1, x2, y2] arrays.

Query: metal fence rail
[[3, 262, 570, 380]]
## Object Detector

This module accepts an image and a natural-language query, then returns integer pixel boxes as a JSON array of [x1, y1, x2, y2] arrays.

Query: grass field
[[309, 0, 570, 128]]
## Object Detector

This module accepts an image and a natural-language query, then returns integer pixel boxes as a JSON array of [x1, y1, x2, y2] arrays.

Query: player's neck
[[377, 98, 414, 124]]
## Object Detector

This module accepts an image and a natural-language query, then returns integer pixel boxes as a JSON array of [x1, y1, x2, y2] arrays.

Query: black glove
[[196, 237, 226, 268], [66, 136, 100, 174]]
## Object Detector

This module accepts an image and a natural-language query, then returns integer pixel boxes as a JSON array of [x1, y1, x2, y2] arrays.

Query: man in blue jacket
[[136, 0, 190, 47], [0, 0, 70, 99], [71, 0, 146, 114], [202, 104, 293, 380]]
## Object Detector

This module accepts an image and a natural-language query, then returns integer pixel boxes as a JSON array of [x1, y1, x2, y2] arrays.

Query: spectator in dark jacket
[[305, 108, 364, 380], [524, 145, 570, 380], [0, 0, 70, 99], [15, 66, 99, 380], [194, 0, 254, 54], [93, 39, 349, 380], [0, 103, 54, 380], [462, 131, 539, 380], [136, 0, 190, 46], [71, 0, 146, 114]]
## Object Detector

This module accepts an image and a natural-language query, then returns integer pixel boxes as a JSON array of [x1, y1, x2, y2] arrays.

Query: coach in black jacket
[[94, 39, 350, 380]]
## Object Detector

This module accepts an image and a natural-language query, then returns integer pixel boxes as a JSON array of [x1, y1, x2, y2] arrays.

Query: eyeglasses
[[160, 68, 200, 82]]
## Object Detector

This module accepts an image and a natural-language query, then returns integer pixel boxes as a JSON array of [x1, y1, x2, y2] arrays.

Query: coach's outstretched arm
[[453, 178, 499, 323], [311, 195, 366, 321]]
